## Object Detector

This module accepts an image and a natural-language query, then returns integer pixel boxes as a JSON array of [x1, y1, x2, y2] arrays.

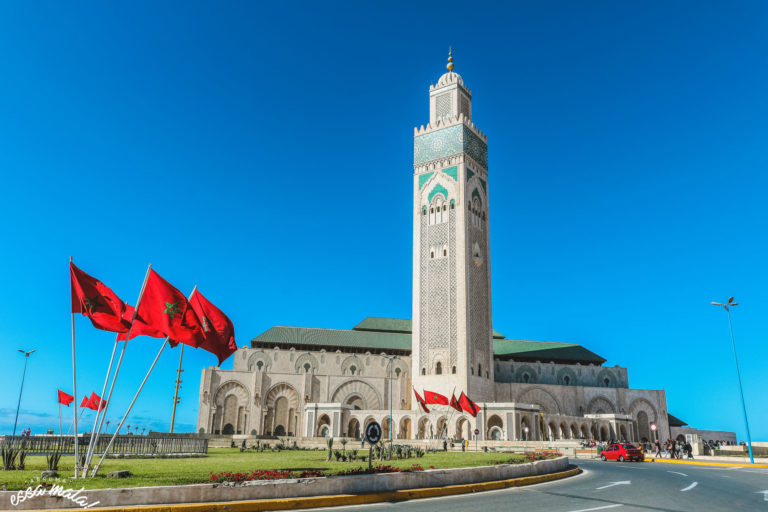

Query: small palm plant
[[326, 437, 334, 461]]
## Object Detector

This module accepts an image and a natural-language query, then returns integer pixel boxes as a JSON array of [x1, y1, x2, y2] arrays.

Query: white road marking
[[667, 471, 688, 476], [596, 481, 631, 490], [680, 482, 698, 492], [757, 490, 768, 502], [567, 505, 623, 512]]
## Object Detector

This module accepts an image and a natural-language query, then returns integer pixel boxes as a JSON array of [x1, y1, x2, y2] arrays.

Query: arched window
[[395, 367, 401, 378], [421, 368, 426, 376], [603, 378, 610, 387], [564, 375, 570, 385], [478, 364, 482, 375], [303, 362, 311, 373], [452, 366, 456, 374], [443, 248, 447, 257], [256, 361, 264, 371], [430, 250, 434, 259], [436, 362, 442, 375], [523, 373, 530, 383], [471, 368, 474, 375], [350, 365, 357, 375]]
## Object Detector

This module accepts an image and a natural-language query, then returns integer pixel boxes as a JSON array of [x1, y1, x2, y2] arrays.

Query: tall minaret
[[411, 51, 494, 404]]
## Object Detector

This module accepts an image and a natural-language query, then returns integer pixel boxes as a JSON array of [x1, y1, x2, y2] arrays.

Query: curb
[[40, 466, 581, 512], [646, 458, 768, 468]]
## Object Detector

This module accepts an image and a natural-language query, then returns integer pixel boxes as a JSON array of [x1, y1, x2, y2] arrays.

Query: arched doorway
[[547, 421, 558, 440], [382, 417, 391, 440], [599, 425, 609, 441], [487, 415, 503, 440], [581, 424, 589, 439], [417, 417, 430, 439], [456, 417, 469, 440], [560, 422, 569, 439], [348, 418, 361, 439], [346, 395, 364, 410], [436, 416, 448, 438], [274, 425, 286, 436], [317, 414, 331, 437], [399, 417, 411, 439], [637, 411, 650, 441], [520, 416, 530, 440], [222, 423, 234, 434], [619, 425, 628, 441]]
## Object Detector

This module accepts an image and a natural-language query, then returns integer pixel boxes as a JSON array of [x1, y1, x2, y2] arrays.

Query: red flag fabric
[[87, 392, 106, 411], [70, 263, 130, 333], [80, 396, 90, 408], [127, 269, 204, 348], [57, 390, 74, 406], [117, 304, 166, 341], [413, 389, 430, 413], [423, 390, 449, 406], [449, 393, 462, 412], [189, 289, 236, 365], [458, 392, 481, 417]]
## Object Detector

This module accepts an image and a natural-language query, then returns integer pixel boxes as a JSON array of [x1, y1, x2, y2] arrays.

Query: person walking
[[684, 441, 693, 459], [654, 439, 662, 458]]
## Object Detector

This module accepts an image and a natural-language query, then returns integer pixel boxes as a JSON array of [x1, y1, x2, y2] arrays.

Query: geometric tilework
[[419, 172, 434, 189], [414, 124, 488, 168], [442, 166, 458, 181]]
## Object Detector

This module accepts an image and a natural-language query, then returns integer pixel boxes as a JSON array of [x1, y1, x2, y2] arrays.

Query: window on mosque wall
[[452, 366, 456, 374], [564, 376, 571, 385], [350, 365, 357, 375], [436, 362, 442, 375], [604, 378, 610, 387], [304, 363, 311, 373], [395, 367, 401, 378], [523, 373, 530, 383], [257, 361, 264, 371], [422, 368, 426, 376]]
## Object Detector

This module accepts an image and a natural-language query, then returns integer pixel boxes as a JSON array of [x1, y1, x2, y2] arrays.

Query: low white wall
[[0, 457, 569, 510]]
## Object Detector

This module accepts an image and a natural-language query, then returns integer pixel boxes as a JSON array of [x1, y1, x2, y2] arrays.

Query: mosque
[[196, 53, 673, 444]]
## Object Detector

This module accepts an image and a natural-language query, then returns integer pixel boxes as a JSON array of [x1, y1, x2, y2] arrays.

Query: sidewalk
[[646, 455, 768, 468]]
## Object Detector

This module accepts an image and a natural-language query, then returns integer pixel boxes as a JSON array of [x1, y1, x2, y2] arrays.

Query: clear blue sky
[[0, 1, 766, 441]]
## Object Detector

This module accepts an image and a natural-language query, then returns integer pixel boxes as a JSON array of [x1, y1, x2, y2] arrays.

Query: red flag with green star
[[189, 289, 236, 365], [127, 269, 204, 348], [423, 390, 449, 406], [70, 262, 131, 333]]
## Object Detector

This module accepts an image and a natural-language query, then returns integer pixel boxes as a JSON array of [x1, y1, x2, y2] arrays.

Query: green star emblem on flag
[[201, 316, 210, 332], [164, 301, 181, 319], [84, 296, 102, 311]]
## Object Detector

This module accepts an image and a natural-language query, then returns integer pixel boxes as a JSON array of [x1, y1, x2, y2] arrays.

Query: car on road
[[600, 443, 644, 462]]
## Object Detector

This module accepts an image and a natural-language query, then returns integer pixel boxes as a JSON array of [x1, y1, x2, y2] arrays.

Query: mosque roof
[[667, 413, 688, 427], [251, 317, 607, 365]]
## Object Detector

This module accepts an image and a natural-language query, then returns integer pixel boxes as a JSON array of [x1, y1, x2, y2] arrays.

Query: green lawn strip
[[0, 449, 525, 491]]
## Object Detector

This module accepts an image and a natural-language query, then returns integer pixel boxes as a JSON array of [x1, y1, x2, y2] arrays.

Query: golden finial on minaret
[[447, 47, 454, 72]]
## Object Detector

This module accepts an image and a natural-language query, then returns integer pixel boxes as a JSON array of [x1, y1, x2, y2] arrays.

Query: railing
[[0, 435, 208, 456]]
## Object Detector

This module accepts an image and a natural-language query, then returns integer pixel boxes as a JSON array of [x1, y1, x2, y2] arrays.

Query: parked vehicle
[[600, 443, 644, 462]]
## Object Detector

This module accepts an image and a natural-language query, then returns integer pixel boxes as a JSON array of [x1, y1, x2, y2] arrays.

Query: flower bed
[[209, 464, 437, 483]]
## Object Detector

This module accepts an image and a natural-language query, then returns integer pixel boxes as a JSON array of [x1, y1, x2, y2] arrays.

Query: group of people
[[654, 438, 693, 459]]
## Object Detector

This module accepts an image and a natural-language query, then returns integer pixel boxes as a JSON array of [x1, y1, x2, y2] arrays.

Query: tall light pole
[[711, 297, 754, 464], [385, 356, 399, 443], [13, 349, 35, 437]]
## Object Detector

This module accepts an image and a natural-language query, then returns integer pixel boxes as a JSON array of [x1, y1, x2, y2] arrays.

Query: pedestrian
[[443, 439, 448, 452], [685, 441, 693, 459], [654, 439, 662, 458]]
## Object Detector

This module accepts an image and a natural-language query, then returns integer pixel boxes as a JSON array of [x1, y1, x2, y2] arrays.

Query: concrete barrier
[[0, 456, 569, 511]]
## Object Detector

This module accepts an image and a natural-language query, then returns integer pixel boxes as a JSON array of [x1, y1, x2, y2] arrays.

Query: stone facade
[[197, 58, 671, 444]]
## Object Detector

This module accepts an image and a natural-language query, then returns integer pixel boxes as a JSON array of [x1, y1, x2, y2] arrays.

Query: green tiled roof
[[352, 317, 505, 339], [252, 318, 605, 365], [492, 339, 606, 364], [668, 413, 688, 427], [253, 326, 411, 352]]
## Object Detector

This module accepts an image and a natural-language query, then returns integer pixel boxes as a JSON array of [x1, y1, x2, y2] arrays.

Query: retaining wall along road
[[0, 456, 569, 510]]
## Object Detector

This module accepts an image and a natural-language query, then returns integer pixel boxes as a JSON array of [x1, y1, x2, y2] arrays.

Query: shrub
[[326, 438, 334, 461], [1, 444, 19, 470]]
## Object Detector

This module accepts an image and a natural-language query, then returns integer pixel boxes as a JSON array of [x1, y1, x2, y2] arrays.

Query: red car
[[600, 443, 644, 462]]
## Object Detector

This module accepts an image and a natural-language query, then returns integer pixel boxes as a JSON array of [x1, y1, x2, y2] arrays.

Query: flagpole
[[59, 402, 62, 436], [84, 263, 152, 477], [91, 337, 169, 477], [82, 333, 120, 474], [170, 343, 184, 434], [66, 408, 87, 435], [70, 256, 79, 478]]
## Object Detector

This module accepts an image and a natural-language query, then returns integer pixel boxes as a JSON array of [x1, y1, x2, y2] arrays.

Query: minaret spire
[[447, 47, 454, 72]]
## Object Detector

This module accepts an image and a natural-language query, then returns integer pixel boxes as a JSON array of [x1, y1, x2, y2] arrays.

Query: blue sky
[[0, 1, 766, 441]]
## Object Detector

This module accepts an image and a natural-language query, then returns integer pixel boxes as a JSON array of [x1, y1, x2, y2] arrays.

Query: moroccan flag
[[189, 289, 236, 365], [458, 391, 481, 417], [128, 269, 204, 348], [423, 390, 449, 406], [57, 390, 74, 406], [450, 393, 462, 412], [413, 389, 430, 413], [88, 392, 106, 411], [117, 304, 165, 341], [80, 396, 90, 408], [70, 263, 130, 333]]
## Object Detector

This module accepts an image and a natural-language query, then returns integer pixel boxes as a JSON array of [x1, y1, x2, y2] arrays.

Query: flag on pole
[[70, 263, 131, 333], [423, 390, 449, 406], [116, 304, 166, 341], [80, 396, 90, 408], [127, 269, 204, 348], [458, 391, 480, 417], [413, 389, 430, 413], [87, 392, 106, 411], [449, 393, 462, 412], [57, 390, 75, 406], [189, 289, 236, 365]]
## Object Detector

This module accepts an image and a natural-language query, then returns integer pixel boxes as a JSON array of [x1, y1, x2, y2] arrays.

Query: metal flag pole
[[170, 344, 185, 433], [59, 402, 62, 436], [83, 333, 120, 473], [92, 337, 169, 477], [84, 263, 152, 477], [70, 256, 79, 478]]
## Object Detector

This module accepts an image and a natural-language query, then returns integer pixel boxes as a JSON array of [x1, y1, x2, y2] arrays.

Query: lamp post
[[385, 356, 399, 443], [13, 349, 35, 437], [711, 297, 754, 464]]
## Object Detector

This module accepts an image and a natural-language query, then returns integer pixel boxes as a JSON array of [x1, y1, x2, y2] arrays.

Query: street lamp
[[711, 297, 754, 464], [385, 356, 399, 443], [13, 349, 35, 437]]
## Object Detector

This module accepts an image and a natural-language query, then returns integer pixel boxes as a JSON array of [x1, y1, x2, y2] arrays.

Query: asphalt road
[[306, 459, 768, 512]]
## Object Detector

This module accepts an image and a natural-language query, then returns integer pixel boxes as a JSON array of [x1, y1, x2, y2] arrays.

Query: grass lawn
[[0, 448, 526, 490]]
